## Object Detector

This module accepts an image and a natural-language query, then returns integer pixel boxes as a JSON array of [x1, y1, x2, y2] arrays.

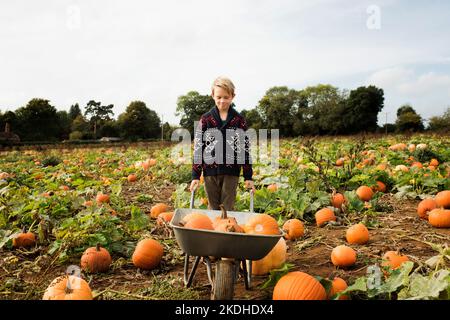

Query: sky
[[1, 0, 449, 126]]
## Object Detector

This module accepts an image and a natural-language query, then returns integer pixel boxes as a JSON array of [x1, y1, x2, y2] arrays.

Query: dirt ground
[[1, 182, 449, 300]]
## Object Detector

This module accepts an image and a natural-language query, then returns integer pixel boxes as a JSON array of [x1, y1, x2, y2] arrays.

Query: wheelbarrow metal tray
[[170, 208, 282, 260]]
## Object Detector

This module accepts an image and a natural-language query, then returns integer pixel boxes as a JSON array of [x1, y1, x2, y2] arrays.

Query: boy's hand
[[190, 179, 200, 192], [244, 180, 256, 193]]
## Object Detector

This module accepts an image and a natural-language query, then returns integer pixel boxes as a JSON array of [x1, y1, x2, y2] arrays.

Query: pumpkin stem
[[96, 243, 101, 251], [219, 204, 227, 219]]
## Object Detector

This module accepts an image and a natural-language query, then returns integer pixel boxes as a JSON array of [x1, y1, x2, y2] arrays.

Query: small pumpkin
[[96, 192, 110, 204], [180, 212, 214, 230], [328, 277, 349, 300], [273, 271, 327, 300], [429, 158, 439, 167], [13, 230, 36, 248], [156, 211, 174, 226], [331, 245, 356, 267], [315, 208, 336, 227], [331, 193, 345, 209], [417, 198, 437, 219], [150, 203, 169, 219], [80, 243, 112, 273], [435, 190, 450, 209], [252, 238, 287, 275], [43, 275, 93, 300], [428, 208, 450, 228], [244, 214, 279, 235], [282, 219, 304, 240], [127, 174, 137, 182], [411, 162, 423, 169], [374, 181, 386, 193], [213, 205, 244, 233], [381, 251, 409, 270], [267, 184, 278, 192], [356, 186, 373, 201], [335, 158, 345, 166], [346, 223, 369, 245], [132, 238, 164, 270]]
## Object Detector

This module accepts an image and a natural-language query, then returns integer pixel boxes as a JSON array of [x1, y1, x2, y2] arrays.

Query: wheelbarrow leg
[[202, 256, 214, 287], [184, 255, 201, 288], [241, 260, 250, 290], [246, 260, 252, 289]]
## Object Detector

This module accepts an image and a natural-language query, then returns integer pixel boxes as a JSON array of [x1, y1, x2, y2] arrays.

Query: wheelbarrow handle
[[190, 188, 195, 209]]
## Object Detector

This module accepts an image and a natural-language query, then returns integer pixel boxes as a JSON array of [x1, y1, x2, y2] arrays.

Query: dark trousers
[[204, 175, 239, 211]]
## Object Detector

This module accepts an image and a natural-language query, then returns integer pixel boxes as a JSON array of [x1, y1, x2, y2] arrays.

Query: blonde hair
[[211, 76, 235, 97]]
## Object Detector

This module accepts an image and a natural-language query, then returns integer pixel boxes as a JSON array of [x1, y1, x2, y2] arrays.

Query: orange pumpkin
[[374, 181, 386, 193], [411, 162, 423, 169], [417, 198, 437, 219], [213, 205, 244, 233], [96, 192, 110, 204], [356, 186, 373, 201], [435, 190, 450, 209], [335, 158, 345, 166], [429, 159, 439, 167], [43, 275, 93, 300], [267, 184, 278, 192], [252, 238, 287, 275], [127, 174, 137, 182], [428, 209, 450, 228], [315, 208, 336, 227], [13, 231, 36, 248], [132, 238, 164, 270], [273, 271, 327, 300], [331, 193, 346, 209], [381, 251, 409, 270], [80, 244, 112, 273], [346, 223, 369, 245], [180, 212, 214, 230], [328, 277, 349, 300], [282, 219, 304, 240], [156, 212, 174, 226], [331, 245, 356, 267], [244, 214, 279, 235], [150, 203, 169, 218]]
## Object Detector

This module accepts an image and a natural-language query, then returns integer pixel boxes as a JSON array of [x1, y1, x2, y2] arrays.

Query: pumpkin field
[[1, 134, 450, 300]]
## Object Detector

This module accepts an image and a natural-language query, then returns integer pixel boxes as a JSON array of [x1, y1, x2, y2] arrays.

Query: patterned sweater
[[192, 105, 253, 181]]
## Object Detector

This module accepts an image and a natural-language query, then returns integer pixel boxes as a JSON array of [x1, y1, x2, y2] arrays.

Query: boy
[[189, 76, 255, 210]]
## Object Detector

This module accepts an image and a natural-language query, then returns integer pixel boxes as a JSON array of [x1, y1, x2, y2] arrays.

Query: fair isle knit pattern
[[192, 106, 253, 181]]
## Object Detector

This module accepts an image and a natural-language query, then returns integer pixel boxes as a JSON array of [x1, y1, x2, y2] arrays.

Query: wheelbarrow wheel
[[212, 260, 235, 300]]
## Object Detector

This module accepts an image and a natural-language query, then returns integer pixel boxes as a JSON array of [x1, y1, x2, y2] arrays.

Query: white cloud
[[367, 67, 450, 123]]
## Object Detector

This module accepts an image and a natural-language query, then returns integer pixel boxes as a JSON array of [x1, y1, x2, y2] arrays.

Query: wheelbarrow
[[170, 189, 284, 300]]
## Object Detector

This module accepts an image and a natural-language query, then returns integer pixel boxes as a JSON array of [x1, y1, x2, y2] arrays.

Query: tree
[[56, 110, 71, 140], [395, 105, 424, 132], [257, 86, 304, 137], [69, 103, 82, 121], [84, 100, 114, 139], [396, 104, 416, 117], [176, 91, 215, 135], [14, 98, 60, 141], [71, 114, 90, 133], [342, 86, 384, 134], [0, 111, 19, 134], [428, 107, 450, 132], [300, 84, 345, 135], [117, 101, 161, 140], [240, 109, 265, 131]]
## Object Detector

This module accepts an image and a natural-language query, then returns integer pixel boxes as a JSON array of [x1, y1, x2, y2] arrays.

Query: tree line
[[1, 84, 449, 143]]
